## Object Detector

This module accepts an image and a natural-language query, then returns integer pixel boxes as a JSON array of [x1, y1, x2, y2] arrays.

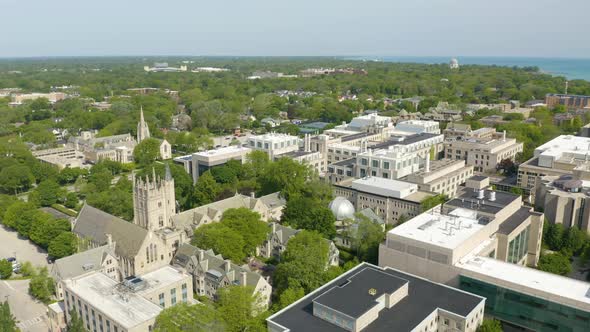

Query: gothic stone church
[[73, 165, 183, 278]]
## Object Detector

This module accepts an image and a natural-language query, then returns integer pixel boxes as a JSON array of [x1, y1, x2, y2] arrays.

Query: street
[[0, 279, 49, 332]]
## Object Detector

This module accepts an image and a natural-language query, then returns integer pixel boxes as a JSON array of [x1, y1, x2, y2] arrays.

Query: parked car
[[6, 257, 16, 263], [12, 263, 21, 274]]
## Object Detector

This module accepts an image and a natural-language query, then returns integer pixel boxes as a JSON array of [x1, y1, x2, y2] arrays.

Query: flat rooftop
[[447, 189, 519, 216], [370, 133, 441, 149], [193, 145, 251, 157], [269, 263, 484, 332], [534, 135, 590, 159], [351, 177, 418, 199], [389, 208, 485, 250], [313, 267, 407, 318], [135, 266, 188, 296], [64, 272, 162, 329], [458, 256, 590, 311]]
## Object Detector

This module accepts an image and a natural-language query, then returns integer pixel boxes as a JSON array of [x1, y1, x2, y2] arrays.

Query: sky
[[1, 0, 589, 58]]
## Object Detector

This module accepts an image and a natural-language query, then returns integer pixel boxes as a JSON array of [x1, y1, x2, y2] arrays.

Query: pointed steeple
[[137, 106, 151, 142], [165, 163, 172, 181]]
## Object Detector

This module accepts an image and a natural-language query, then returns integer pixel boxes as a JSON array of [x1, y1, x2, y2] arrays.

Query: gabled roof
[[51, 244, 115, 281], [173, 244, 264, 288], [73, 204, 148, 258]]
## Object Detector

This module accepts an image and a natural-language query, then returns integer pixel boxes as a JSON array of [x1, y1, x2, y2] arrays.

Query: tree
[[192, 224, 246, 262], [216, 286, 266, 332], [33, 179, 65, 206], [65, 192, 79, 209], [544, 223, 565, 251], [133, 138, 161, 166], [420, 194, 448, 212], [220, 208, 269, 256], [259, 157, 311, 199], [0, 301, 19, 332], [273, 231, 330, 294], [351, 215, 385, 264], [538, 252, 572, 276], [496, 158, 518, 176], [194, 171, 220, 206], [29, 267, 55, 303], [477, 318, 502, 332], [281, 197, 336, 238], [87, 168, 113, 192], [154, 303, 226, 332], [562, 226, 587, 255], [0, 165, 35, 194], [57, 167, 87, 185], [0, 260, 12, 279], [48, 232, 77, 259], [211, 166, 238, 185], [30, 217, 70, 249], [275, 286, 305, 310], [67, 310, 86, 332]]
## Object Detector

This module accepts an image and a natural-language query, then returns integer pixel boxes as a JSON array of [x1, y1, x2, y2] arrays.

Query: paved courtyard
[[0, 279, 49, 332]]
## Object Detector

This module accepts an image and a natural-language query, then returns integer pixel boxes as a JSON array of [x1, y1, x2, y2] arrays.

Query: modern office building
[[333, 177, 433, 224], [179, 145, 252, 183], [518, 135, 590, 190], [545, 93, 590, 110], [393, 120, 441, 135], [32, 146, 86, 169], [444, 133, 523, 172], [379, 176, 543, 284], [403, 159, 475, 197], [535, 168, 590, 232], [62, 266, 192, 332], [377, 176, 590, 331], [267, 262, 486, 332], [247, 133, 300, 158]]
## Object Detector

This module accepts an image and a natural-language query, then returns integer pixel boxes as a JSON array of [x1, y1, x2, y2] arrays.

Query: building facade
[[444, 133, 523, 172]]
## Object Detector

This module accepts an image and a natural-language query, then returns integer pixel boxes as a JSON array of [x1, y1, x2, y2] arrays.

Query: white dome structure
[[450, 58, 459, 69], [329, 197, 356, 220]]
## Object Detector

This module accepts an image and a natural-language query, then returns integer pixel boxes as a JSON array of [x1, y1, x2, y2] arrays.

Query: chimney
[[425, 153, 431, 173], [106, 233, 113, 247], [198, 249, 204, 261], [489, 191, 496, 201], [224, 259, 231, 272], [250, 192, 256, 199], [240, 271, 247, 286], [503, 130, 506, 141]]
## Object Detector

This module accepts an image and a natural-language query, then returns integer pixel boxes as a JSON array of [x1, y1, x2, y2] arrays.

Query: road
[[0, 279, 49, 332]]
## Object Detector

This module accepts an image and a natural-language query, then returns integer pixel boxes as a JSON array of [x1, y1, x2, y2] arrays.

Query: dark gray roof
[[73, 204, 148, 258], [341, 132, 371, 142], [269, 263, 484, 332], [370, 133, 440, 150], [51, 244, 115, 281], [446, 189, 520, 215], [497, 207, 535, 235], [469, 175, 488, 181], [281, 150, 316, 158], [313, 267, 407, 318], [331, 158, 356, 167]]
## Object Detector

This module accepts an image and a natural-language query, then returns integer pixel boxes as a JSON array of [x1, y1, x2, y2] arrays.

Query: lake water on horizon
[[344, 56, 590, 82]]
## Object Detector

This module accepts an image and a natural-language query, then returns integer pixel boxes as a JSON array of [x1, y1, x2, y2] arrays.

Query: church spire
[[137, 106, 151, 142], [165, 163, 172, 181]]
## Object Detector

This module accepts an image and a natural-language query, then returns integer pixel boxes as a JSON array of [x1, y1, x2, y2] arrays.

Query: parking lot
[[0, 225, 52, 331], [0, 225, 50, 269]]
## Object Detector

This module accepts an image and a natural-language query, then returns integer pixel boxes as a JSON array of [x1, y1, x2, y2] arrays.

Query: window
[[182, 283, 188, 303], [383, 161, 389, 169], [159, 293, 165, 308], [171, 288, 177, 305], [361, 158, 368, 166]]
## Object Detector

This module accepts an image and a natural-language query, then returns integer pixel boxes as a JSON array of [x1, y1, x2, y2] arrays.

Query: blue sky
[[1, 0, 589, 57]]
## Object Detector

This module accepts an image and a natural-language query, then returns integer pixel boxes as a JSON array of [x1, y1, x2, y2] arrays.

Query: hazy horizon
[[2, 0, 589, 58]]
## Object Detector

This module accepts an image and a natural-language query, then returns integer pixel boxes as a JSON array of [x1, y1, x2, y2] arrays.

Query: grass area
[[51, 204, 78, 217]]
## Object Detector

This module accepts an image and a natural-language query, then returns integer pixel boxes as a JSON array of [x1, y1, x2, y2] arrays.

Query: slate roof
[[73, 204, 148, 258], [51, 244, 115, 281], [173, 244, 264, 288]]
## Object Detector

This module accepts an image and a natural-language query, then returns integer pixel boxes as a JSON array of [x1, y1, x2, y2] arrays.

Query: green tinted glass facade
[[459, 276, 590, 332], [508, 225, 529, 264]]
